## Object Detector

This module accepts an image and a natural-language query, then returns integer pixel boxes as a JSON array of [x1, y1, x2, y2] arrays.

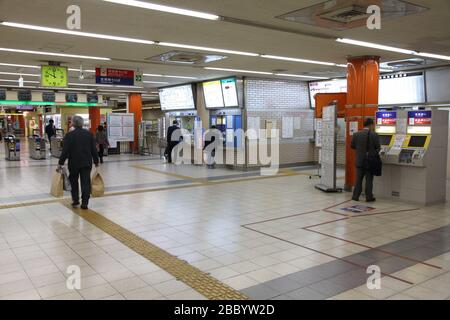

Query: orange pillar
[[89, 107, 101, 134], [128, 93, 142, 153], [345, 56, 380, 191]]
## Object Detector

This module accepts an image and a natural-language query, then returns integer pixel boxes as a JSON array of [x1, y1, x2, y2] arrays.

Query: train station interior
[[1, 0, 450, 301]]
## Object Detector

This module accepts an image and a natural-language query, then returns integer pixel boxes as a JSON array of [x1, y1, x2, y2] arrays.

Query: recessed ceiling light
[[0, 47, 110, 61], [261, 55, 335, 66], [275, 73, 329, 79], [101, 0, 220, 20], [158, 42, 258, 57], [336, 38, 416, 55], [1, 22, 155, 45], [204, 67, 273, 75]]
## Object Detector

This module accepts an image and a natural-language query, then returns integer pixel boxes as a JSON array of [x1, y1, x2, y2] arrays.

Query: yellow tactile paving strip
[[63, 202, 248, 300]]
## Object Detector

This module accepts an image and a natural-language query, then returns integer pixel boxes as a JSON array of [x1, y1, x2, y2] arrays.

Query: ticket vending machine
[[210, 109, 243, 148], [374, 109, 448, 205], [376, 111, 397, 162]]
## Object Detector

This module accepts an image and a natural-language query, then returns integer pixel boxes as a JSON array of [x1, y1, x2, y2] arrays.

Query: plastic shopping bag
[[61, 167, 71, 191], [91, 169, 105, 197], [50, 171, 64, 197]]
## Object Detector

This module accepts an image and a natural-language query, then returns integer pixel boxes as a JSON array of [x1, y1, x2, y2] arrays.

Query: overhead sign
[[0, 89, 6, 100], [42, 92, 56, 103], [66, 93, 78, 103], [18, 90, 32, 101], [159, 84, 196, 111], [202, 77, 239, 109], [96, 68, 135, 86]]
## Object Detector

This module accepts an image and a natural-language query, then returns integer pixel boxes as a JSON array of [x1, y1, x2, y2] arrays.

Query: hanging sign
[[96, 68, 135, 86]]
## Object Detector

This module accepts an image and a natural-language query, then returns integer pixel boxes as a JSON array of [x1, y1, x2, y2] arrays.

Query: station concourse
[[1, 0, 450, 302]]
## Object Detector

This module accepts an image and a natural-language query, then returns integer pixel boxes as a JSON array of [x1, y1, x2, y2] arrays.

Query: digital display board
[[87, 94, 99, 103], [65, 93, 78, 103], [0, 89, 6, 100], [42, 92, 56, 102], [308, 79, 347, 109], [203, 80, 224, 108], [18, 90, 32, 101], [159, 84, 196, 111], [203, 77, 239, 109]]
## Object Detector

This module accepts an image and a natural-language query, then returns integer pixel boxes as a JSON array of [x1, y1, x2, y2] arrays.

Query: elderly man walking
[[58, 116, 99, 209]]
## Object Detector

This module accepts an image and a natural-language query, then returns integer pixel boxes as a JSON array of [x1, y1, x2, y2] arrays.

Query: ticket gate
[[29, 130, 46, 160], [4, 134, 20, 161], [50, 129, 64, 158]]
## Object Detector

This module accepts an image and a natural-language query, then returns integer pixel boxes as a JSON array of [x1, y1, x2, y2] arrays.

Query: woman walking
[[95, 125, 109, 164]]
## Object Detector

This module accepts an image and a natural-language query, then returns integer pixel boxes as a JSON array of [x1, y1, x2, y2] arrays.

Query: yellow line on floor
[[63, 202, 248, 300], [131, 165, 209, 184]]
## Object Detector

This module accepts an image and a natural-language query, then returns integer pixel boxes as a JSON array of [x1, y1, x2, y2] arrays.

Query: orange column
[[89, 107, 101, 134], [128, 93, 142, 153], [345, 56, 380, 191]]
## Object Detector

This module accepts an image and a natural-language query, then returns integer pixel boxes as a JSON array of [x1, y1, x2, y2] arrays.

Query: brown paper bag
[[91, 169, 105, 197], [50, 171, 64, 197]]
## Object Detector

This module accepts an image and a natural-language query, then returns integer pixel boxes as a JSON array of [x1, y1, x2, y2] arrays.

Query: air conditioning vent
[[319, 5, 369, 23], [386, 59, 425, 68], [146, 51, 227, 65]]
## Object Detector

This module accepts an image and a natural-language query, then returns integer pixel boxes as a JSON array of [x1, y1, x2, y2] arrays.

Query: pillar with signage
[[345, 56, 380, 191], [128, 93, 142, 153]]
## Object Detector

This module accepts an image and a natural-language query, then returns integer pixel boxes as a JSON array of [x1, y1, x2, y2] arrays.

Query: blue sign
[[408, 111, 432, 119], [376, 111, 396, 119]]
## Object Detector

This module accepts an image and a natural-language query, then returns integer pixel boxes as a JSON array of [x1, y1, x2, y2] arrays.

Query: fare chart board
[[159, 85, 196, 111], [107, 113, 135, 148], [316, 104, 338, 192]]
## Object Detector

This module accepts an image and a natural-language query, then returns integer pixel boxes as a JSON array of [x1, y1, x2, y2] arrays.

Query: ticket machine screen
[[379, 135, 393, 146], [408, 136, 427, 148]]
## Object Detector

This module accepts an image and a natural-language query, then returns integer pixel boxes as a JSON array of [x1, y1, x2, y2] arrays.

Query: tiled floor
[[1, 142, 450, 300]]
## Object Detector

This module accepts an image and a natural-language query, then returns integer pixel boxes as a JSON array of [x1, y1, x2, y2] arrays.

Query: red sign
[[381, 118, 396, 125], [414, 118, 431, 125]]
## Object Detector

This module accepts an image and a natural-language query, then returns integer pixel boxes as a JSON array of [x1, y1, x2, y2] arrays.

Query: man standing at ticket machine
[[351, 118, 381, 202]]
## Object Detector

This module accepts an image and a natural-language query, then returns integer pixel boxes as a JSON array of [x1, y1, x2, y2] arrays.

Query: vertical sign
[[316, 104, 340, 192]]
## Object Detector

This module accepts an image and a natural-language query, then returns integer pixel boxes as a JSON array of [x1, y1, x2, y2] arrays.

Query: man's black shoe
[[72, 202, 80, 208], [367, 198, 376, 202], [81, 204, 88, 210], [352, 197, 359, 201]]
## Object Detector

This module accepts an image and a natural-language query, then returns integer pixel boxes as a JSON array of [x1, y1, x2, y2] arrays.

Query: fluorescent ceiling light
[[0, 62, 40, 69], [336, 38, 416, 55], [275, 73, 329, 79], [0, 79, 39, 83], [101, 0, 220, 20], [1, 22, 155, 45], [0, 47, 110, 61], [261, 55, 335, 66], [0, 71, 40, 77], [143, 81, 170, 84], [414, 52, 450, 61], [335, 64, 348, 68], [158, 42, 258, 57], [204, 67, 273, 75], [143, 73, 197, 80], [380, 69, 394, 73]]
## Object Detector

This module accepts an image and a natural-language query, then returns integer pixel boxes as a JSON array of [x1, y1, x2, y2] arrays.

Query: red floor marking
[[243, 209, 321, 227], [242, 225, 414, 285]]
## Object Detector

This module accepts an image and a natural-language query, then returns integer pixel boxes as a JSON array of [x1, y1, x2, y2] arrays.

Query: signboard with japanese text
[[96, 68, 135, 86]]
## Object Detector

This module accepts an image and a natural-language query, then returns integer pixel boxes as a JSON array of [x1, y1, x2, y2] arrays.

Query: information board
[[316, 104, 339, 192], [203, 77, 239, 109], [159, 85, 196, 111], [107, 113, 135, 148], [96, 68, 135, 86]]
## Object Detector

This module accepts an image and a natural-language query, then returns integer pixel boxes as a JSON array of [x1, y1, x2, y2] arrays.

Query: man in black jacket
[[166, 120, 180, 164], [58, 116, 99, 209], [45, 119, 56, 149], [351, 118, 381, 202]]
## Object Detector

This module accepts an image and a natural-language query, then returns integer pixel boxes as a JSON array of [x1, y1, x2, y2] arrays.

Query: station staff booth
[[374, 108, 448, 205]]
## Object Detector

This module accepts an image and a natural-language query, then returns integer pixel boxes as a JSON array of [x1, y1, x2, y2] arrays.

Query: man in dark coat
[[351, 118, 381, 202], [45, 119, 56, 149], [166, 120, 180, 164], [58, 116, 99, 209]]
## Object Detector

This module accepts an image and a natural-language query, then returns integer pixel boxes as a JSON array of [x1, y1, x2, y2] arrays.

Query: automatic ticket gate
[[50, 129, 64, 158], [29, 130, 46, 160], [374, 109, 448, 205], [4, 134, 20, 161]]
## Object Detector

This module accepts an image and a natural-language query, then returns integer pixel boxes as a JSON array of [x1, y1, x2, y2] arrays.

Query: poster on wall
[[282, 117, 294, 139]]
